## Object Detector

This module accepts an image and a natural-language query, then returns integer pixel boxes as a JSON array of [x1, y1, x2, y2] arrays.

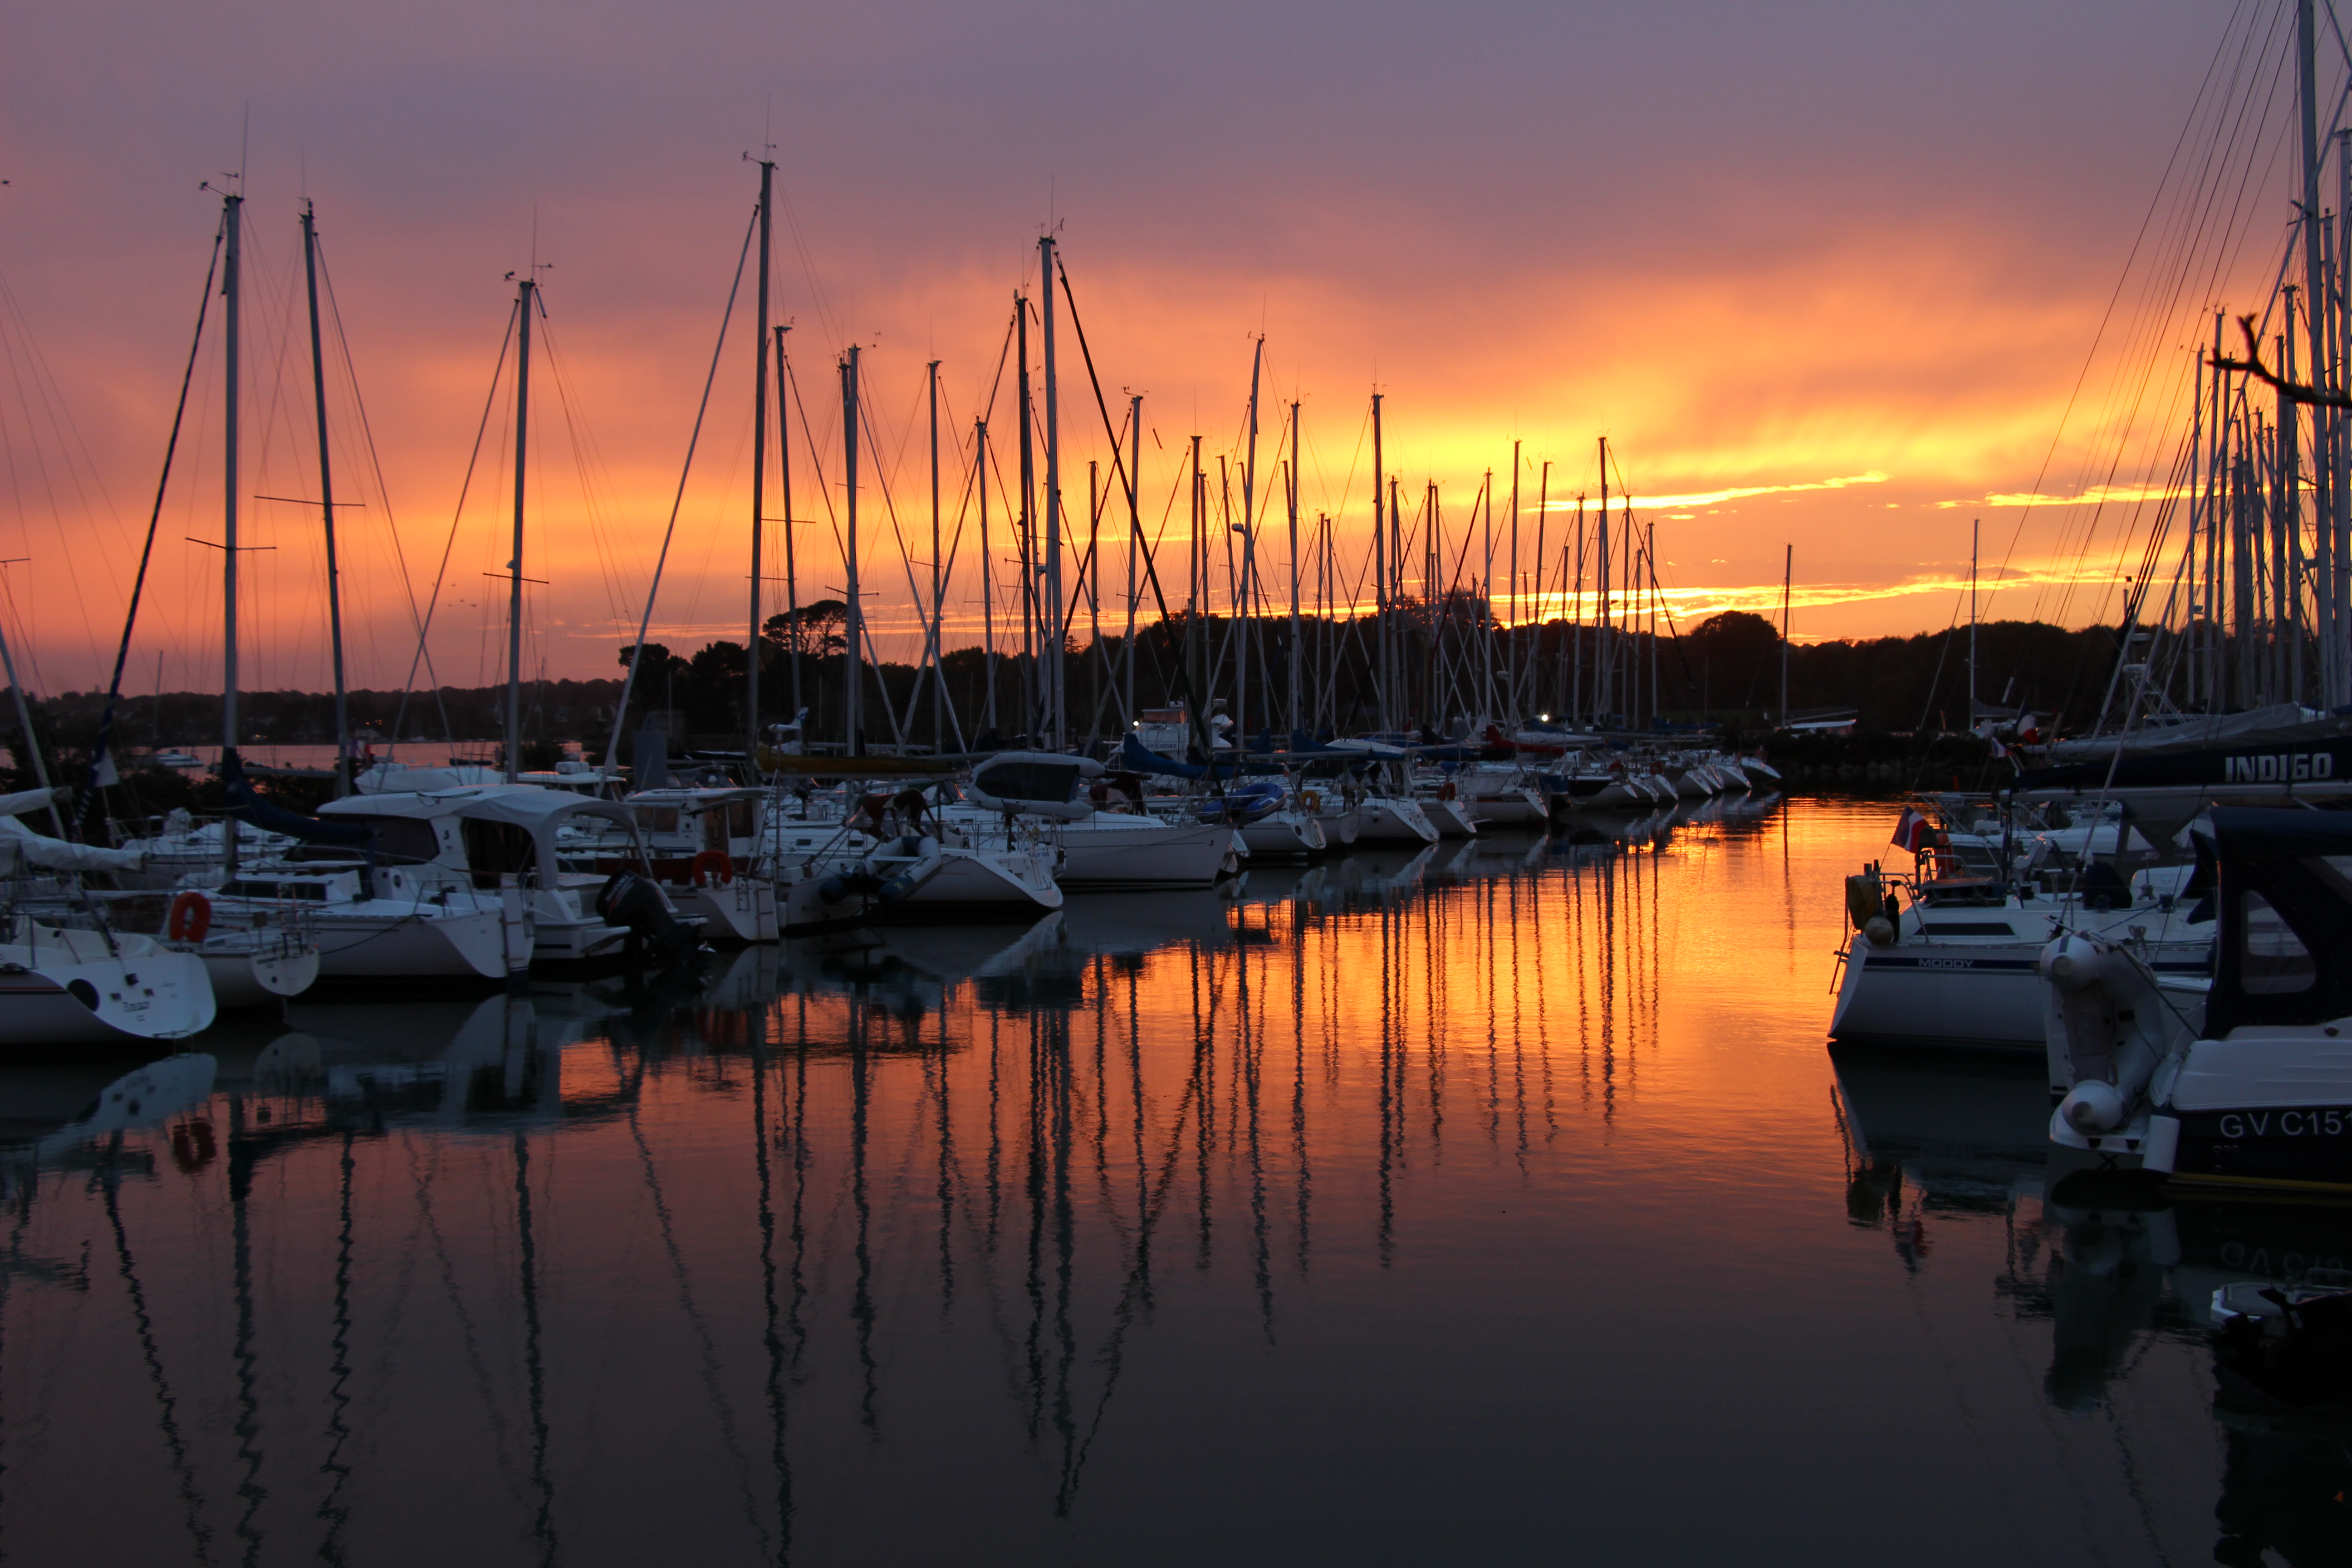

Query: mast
[[505, 274, 534, 785], [1287, 400, 1302, 740], [1016, 294, 1036, 737], [222, 187, 242, 872], [1371, 393, 1387, 731], [778, 325, 800, 725], [2302, 0, 2327, 701], [1040, 235, 1064, 748], [979, 417, 996, 734], [1125, 393, 1141, 729], [1238, 338, 1262, 755], [748, 157, 774, 761], [1779, 544, 1792, 729], [301, 201, 351, 798], [1505, 441, 1519, 727], [843, 345, 863, 755], [1595, 439, 1610, 724], [928, 358, 943, 750], [1968, 517, 1979, 727]]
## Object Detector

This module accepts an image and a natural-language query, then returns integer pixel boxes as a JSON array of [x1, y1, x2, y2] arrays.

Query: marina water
[[0, 798, 2325, 1564]]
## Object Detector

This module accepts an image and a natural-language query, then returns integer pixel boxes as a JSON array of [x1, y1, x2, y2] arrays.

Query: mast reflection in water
[[0, 797, 2340, 1564]]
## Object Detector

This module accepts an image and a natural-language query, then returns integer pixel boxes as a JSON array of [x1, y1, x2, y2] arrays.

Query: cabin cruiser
[[571, 787, 779, 944], [2042, 808, 2352, 1192], [1831, 851, 2212, 1055]]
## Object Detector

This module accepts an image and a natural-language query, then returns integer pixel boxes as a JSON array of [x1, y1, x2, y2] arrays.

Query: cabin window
[[301, 814, 437, 864], [462, 819, 540, 890], [2241, 891, 2316, 994]]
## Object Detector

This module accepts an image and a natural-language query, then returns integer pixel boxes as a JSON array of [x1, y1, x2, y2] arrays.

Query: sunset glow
[[0, 0, 2303, 693]]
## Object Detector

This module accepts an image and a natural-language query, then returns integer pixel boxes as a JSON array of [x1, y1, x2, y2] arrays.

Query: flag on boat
[[1890, 807, 1931, 853]]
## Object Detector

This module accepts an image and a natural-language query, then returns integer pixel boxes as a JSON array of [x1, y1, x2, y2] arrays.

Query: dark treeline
[[0, 609, 2131, 772]]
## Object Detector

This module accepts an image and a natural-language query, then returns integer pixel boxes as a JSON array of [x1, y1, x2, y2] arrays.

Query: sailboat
[[0, 789, 214, 1044]]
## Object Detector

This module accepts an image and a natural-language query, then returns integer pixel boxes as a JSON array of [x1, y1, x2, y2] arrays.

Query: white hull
[[675, 878, 779, 944], [1465, 789, 1548, 828], [307, 909, 512, 982], [196, 941, 321, 1009], [0, 931, 214, 1044], [1056, 820, 1239, 889], [1829, 940, 2048, 1051], [893, 846, 1063, 919], [1238, 812, 1328, 860], [1421, 798, 1480, 838], [1350, 797, 1440, 846]]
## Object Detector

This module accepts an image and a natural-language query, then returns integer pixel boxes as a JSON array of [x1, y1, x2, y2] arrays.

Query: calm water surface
[[0, 798, 2341, 1565]]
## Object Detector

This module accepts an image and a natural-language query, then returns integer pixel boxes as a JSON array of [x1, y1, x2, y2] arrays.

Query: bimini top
[[2197, 805, 2352, 860], [321, 784, 641, 834]]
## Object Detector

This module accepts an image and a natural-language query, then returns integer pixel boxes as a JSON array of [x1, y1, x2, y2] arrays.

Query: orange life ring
[[691, 849, 734, 887], [167, 890, 213, 943], [1438, 779, 1457, 801]]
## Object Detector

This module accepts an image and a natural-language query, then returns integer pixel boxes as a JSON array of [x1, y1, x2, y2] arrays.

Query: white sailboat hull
[[1055, 820, 1239, 889], [0, 931, 214, 1044]]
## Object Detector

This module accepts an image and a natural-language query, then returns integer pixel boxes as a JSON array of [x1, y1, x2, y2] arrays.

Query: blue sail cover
[[221, 750, 376, 848], [1120, 732, 1206, 780]]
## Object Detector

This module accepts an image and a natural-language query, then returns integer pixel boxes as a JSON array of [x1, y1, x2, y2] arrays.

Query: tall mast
[[843, 345, 863, 755], [1779, 544, 1793, 729], [1968, 517, 1979, 726], [1505, 441, 1519, 726], [1125, 393, 1141, 729], [748, 157, 774, 761], [1040, 236, 1064, 748], [1016, 294, 1036, 736], [1595, 438, 1610, 724], [300, 201, 351, 798], [927, 358, 943, 750], [2302, 0, 2328, 701], [505, 274, 534, 785], [1238, 338, 1262, 754], [979, 417, 996, 734], [1371, 392, 1386, 731], [778, 325, 800, 724], [221, 188, 242, 822], [1287, 400, 1302, 740]]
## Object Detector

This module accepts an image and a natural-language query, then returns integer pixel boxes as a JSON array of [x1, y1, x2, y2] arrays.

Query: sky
[[0, 0, 2323, 696]]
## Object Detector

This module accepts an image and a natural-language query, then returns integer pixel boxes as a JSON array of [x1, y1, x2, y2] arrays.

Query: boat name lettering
[[2217, 1109, 2347, 1137], [2222, 751, 2338, 783]]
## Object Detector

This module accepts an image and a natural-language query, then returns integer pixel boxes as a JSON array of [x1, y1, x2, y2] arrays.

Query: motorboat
[[1830, 815, 2211, 1058], [576, 787, 779, 944], [2042, 808, 2352, 1192]]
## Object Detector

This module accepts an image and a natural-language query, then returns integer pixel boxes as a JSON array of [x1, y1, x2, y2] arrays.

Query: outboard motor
[[595, 871, 701, 969]]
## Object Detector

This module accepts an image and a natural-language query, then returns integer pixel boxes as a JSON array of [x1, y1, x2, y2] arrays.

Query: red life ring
[[1439, 780, 1457, 801], [167, 890, 213, 942], [691, 849, 734, 887]]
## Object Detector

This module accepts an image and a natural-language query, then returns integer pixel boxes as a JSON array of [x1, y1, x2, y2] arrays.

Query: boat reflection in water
[[0, 797, 2342, 1564], [1837, 1031, 2352, 1565]]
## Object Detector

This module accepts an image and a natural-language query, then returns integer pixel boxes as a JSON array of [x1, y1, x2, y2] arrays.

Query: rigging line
[[1985, 0, 2275, 617], [313, 239, 434, 657], [389, 301, 515, 754], [1054, 255, 1225, 772], [603, 204, 760, 771], [77, 216, 224, 831]]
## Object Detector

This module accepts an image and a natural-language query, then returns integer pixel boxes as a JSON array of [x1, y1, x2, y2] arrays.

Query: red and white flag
[[1890, 807, 1931, 853]]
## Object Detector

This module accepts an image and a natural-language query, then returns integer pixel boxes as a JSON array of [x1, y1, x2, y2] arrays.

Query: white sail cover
[[0, 813, 146, 873], [0, 788, 66, 819]]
